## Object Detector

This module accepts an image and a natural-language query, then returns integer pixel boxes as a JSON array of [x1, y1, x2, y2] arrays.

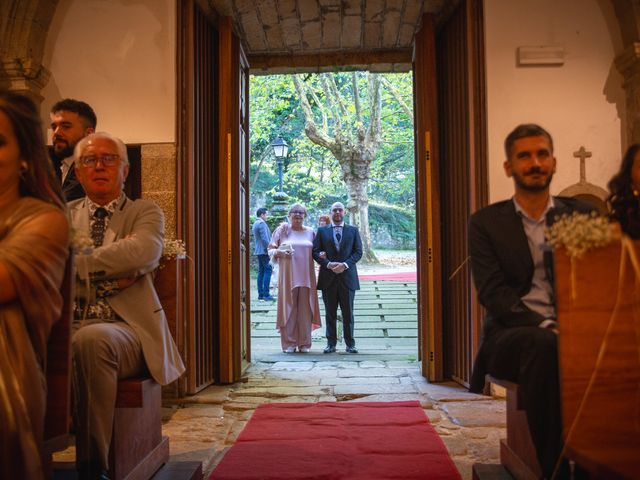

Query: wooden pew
[[474, 239, 640, 479], [43, 254, 74, 476], [485, 376, 541, 480], [44, 255, 199, 479], [555, 240, 640, 478], [109, 379, 203, 480], [108, 377, 169, 480]]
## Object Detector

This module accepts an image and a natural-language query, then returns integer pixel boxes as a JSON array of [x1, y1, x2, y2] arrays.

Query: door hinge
[[429, 351, 434, 362]]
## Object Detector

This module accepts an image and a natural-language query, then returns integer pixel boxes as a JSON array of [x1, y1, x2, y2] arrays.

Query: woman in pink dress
[[268, 204, 321, 353]]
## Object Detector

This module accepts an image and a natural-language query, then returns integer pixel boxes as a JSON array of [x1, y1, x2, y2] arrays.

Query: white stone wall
[[484, 0, 625, 202], [40, 0, 176, 144], [38, 0, 627, 205]]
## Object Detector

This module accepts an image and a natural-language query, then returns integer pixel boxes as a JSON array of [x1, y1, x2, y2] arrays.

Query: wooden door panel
[[239, 40, 251, 371], [177, 0, 219, 394], [436, 0, 487, 386], [413, 14, 443, 381], [217, 16, 251, 382]]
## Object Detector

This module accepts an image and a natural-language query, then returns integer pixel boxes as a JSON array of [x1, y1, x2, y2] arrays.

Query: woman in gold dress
[[0, 90, 69, 479]]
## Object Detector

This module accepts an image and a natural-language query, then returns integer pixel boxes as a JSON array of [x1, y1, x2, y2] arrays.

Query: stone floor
[[57, 258, 508, 479], [161, 359, 507, 479], [158, 273, 506, 479]]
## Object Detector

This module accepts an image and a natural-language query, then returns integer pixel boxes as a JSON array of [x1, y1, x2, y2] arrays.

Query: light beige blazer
[[68, 195, 185, 385]]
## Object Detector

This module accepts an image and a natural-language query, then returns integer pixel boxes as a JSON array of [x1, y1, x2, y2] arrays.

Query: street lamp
[[270, 137, 289, 193]]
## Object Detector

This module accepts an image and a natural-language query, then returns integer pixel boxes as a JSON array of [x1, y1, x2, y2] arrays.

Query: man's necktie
[[91, 207, 109, 247], [334, 226, 342, 243]]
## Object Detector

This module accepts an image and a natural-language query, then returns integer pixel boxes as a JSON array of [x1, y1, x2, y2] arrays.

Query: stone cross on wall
[[573, 146, 592, 184]]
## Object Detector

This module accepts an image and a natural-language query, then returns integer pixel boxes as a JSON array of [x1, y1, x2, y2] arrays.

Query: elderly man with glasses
[[68, 132, 185, 480]]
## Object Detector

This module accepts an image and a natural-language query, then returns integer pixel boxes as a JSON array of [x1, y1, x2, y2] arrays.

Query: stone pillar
[[616, 43, 640, 144], [270, 191, 290, 225], [141, 143, 178, 239], [0, 57, 51, 104]]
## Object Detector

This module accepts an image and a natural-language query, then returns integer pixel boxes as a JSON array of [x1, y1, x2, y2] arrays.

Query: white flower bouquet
[[71, 227, 93, 255], [545, 212, 620, 259], [162, 238, 187, 260], [277, 242, 295, 254]]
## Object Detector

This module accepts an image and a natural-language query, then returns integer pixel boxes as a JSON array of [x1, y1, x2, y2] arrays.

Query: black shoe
[[264, 296, 276, 301], [77, 462, 111, 480], [345, 346, 358, 354], [323, 345, 336, 353]]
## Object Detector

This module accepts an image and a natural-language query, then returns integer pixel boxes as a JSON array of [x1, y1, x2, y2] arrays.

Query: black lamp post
[[270, 137, 289, 193]]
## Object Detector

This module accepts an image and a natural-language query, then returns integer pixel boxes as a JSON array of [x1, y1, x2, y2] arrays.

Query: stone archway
[[0, 0, 58, 102], [4, 0, 640, 124], [3, 1, 640, 135]]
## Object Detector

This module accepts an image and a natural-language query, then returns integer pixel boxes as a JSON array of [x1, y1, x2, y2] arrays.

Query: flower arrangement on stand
[[546, 212, 622, 300], [155, 238, 186, 296], [154, 238, 187, 355], [161, 238, 187, 263], [70, 228, 95, 322], [550, 216, 640, 475], [545, 211, 620, 259]]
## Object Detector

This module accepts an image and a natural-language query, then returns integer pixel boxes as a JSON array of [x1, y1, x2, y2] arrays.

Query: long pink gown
[[269, 225, 321, 351]]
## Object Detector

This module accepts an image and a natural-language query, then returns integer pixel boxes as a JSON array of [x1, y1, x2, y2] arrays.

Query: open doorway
[[248, 71, 418, 362], [176, 1, 487, 390]]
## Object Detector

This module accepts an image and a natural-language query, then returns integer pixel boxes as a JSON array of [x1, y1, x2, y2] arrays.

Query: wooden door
[[217, 16, 250, 383], [413, 14, 443, 381], [436, 0, 488, 386], [239, 38, 251, 372], [177, 0, 219, 394]]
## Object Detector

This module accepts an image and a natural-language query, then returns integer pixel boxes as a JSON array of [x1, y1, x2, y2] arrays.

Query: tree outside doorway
[[249, 71, 415, 263], [249, 71, 418, 360]]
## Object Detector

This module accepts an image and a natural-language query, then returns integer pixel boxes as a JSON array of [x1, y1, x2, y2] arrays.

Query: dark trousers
[[321, 282, 356, 348], [256, 254, 272, 298], [484, 326, 563, 479]]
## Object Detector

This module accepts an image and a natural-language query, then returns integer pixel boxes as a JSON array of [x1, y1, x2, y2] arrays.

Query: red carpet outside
[[358, 271, 417, 282], [210, 401, 461, 480]]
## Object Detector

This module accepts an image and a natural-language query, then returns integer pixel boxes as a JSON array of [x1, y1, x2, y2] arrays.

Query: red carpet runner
[[210, 401, 461, 480]]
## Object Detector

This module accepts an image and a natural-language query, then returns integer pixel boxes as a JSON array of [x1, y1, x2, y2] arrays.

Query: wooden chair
[[43, 253, 74, 476], [108, 377, 169, 480], [486, 376, 542, 480]]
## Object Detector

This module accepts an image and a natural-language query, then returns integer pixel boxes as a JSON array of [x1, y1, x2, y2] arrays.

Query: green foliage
[[368, 202, 416, 245], [249, 71, 416, 240]]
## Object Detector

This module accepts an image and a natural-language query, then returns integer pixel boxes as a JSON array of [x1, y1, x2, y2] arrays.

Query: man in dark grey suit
[[313, 202, 362, 353], [468, 124, 593, 479], [50, 98, 97, 201]]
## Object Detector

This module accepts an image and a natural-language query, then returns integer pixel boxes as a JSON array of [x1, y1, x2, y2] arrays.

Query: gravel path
[[359, 249, 417, 274]]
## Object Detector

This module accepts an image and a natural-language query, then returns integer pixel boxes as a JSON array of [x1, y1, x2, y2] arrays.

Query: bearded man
[[468, 124, 594, 479], [313, 201, 362, 354], [50, 99, 97, 201]]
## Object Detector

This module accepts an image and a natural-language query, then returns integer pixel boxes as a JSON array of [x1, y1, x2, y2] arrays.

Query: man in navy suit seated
[[313, 202, 363, 354], [468, 124, 593, 479]]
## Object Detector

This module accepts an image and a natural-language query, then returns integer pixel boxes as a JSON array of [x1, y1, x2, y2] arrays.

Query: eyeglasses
[[79, 154, 120, 168], [290, 210, 306, 216]]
